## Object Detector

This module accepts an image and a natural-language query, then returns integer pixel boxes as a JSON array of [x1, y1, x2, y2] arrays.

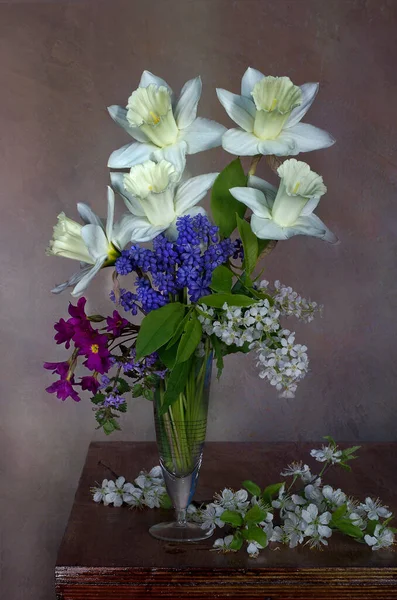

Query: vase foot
[[149, 521, 214, 542]]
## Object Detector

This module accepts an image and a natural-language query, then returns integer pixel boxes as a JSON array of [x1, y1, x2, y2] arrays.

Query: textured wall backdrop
[[1, 0, 397, 598]]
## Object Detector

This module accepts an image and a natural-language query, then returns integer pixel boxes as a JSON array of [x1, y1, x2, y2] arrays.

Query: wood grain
[[55, 442, 397, 599]]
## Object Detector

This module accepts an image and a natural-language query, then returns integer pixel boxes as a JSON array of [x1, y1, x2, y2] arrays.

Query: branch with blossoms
[[92, 439, 396, 554], [44, 67, 339, 431]]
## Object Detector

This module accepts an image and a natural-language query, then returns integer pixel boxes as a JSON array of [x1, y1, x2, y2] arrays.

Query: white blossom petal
[[174, 173, 218, 215], [152, 140, 187, 173], [107, 141, 157, 169], [286, 83, 319, 128], [222, 128, 260, 156], [110, 172, 146, 217], [71, 258, 106, 296], [181, 117, 226, 154], [106, 186, 115, 241], [300, 195, 322, 216], [107, 105, 150, 143], [216, 88, 256, 132], [257, 135, 298, 156], [229, 186, 271, 218], [284, 122, 336, 153], [139, 70, 173, 95], [250, 215, 289, 240], [241, 66, 266, 97], [174, 76, 202, 129], [294, 213, 338, 243], [121, 216, 167, 243], [51, 266, 91, 294]]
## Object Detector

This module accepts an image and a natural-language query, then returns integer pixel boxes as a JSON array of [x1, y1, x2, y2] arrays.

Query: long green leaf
[[210, 265, 234, 293], [211, 158, 247, 238], [136, 302, 186, 359], [159, 359, 193, 415], [236, 214, 258, 275], [175, 314, 202, 363], [220, 510, 244, 527], [199, 293, 256, 308]]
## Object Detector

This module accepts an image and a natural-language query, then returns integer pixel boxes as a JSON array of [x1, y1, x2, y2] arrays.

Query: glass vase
[[149, 347, 213, 542]]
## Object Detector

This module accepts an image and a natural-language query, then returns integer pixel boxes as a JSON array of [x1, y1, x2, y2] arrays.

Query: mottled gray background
[[1, 0, 397, 598]]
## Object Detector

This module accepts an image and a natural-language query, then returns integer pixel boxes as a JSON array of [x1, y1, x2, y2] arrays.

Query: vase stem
[[176, 508, 187, 526]]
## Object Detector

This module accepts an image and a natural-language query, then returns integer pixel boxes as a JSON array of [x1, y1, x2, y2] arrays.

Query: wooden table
[[55, 442, 397, 599]]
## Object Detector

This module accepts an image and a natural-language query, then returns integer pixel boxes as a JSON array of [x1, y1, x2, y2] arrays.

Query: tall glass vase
[[149, 347, 213, 542]]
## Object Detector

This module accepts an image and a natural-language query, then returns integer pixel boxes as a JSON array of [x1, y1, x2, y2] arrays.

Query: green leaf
[[166, 310, 192, 350], [334, 519, 364, 539], [256, 238, 271, 257], [175, 314, 202, 363], [103, 421, 116, 435], [331, 504, 348, 523], [236, 214, 258, 275], [159, 494, 173, 509], [229, 531, 243, 550], [91, 393, 105, 405], [365, 519, 377, 536], [136, 302, 186, 359], [211, 158, 247, 238], [132, 384, 143, 398], [242, 526, 267, 547], [323, 435, 337, 446], [244, 504, 266, 525], [87, 314, 106, 322], [210, 334, 224, 379], [117, 378, 130, 394], [116, 402, 127, 413], [220, 510, 244, 527], [242, 480, 262, 498], [199, 293, 256, 308], [210, 265, 234, 293], [158, 343, 178, 369], [160, 359, 192, 415], [262, 483, 283, 504]]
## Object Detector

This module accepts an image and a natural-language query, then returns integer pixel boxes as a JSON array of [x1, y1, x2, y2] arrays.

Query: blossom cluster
[[113, 214, 238, 311], [92, 441, 395, 556], [258, 280, 322, 323], [92, 466, 170, 509]]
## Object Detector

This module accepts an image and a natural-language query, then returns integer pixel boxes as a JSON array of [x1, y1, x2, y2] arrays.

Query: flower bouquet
[[45, 68, 337, 541]]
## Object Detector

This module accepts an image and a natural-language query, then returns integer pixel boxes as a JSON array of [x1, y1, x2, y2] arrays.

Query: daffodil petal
[[110, 172, 146, 217], [120, 216, 166, 243], [107, 105, 150, 143], [300, 195, 321, 216], [241, 66, 266, 97], [216, 88, 256, 132], [152, 141, 187, 174], [257, 135, 298, 156], [139, 70, 173, 96], [294, 213, 338, 243], [77, 203, 103, 227], [51, 267, 91, 294], [106, 187, 115, 241], [283, 122, 336, 153], [222, 128, 260, 156], [286, 83, 319, 128], [250, 215, 289, 240], [181, 117, 226, 153], [248, 175, 277, 207], [107, 141, 157, 169], [81, 224, 109, 260], [174, 172, 218, 215], [71, 258, 107, 297], [174, 76, 202, 129], [229, 187, 271, 218]]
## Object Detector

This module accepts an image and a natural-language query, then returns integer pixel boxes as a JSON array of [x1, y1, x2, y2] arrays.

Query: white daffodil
[[217, 67, 335, 156], [230, 158, 337, 243], [108, 70, 226, 171], [111, 158, 218, 242], [47, 187, 133, 296]]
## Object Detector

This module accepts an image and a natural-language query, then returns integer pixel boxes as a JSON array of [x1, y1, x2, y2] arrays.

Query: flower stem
[[248, 154, 262, 177]]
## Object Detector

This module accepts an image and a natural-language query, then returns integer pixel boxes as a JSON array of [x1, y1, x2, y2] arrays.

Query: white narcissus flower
[[217, 67, 335, 157], [111, 158, 218, 242], [108, 71, 226, 170], [230, 159, 337, 244], [47, 187, 133, 296]]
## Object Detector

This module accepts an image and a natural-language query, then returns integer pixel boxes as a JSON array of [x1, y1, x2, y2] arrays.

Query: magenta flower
[[46, 377, 81, 402], [43, 361, 70, 377], [106, 310, 129, 336], [54, 318, 75, 349], [74, 331, 111, 374], [80, 375, 100, 394]]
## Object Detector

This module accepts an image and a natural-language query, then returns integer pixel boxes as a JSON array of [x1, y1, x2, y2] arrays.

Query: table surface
[[56, 442, 397, 599]]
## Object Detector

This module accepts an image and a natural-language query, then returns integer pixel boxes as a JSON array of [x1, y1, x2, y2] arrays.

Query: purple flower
[[104, 393, 126, 408], [43, 361, 69, 377], [79, 375, 100, 394], [53, 318, 75, 349], [46, 377, 81, 402], [106, 310, 129, 336], [136, 278, 168, 313], [74, 331, 111, 374]]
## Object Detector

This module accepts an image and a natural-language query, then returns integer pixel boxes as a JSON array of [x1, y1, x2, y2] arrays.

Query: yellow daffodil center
[[91, 344, 99, 354], [126, 84, 178, 147], [123, 160, 177, 227], [271, 159, 327, 227], [251, 76, 302, 140]]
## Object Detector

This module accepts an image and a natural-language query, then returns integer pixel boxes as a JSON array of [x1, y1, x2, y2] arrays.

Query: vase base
[[149, 521, 214, 543]]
